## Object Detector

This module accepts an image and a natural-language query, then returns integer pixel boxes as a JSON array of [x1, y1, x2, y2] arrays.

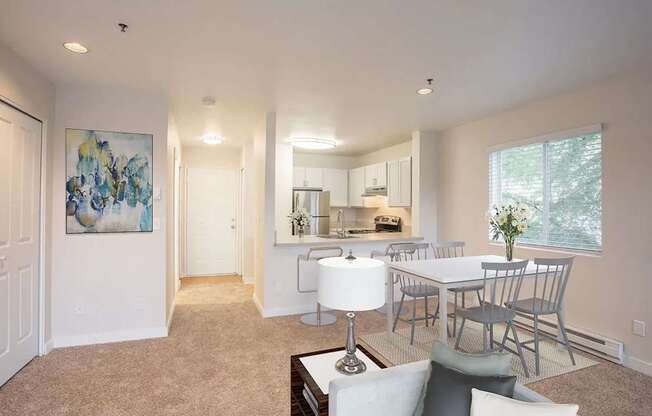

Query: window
[[489, 127, 602, 251]]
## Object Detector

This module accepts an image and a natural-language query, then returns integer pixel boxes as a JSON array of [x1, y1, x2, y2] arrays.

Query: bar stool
[[297, 246, 343, 326]]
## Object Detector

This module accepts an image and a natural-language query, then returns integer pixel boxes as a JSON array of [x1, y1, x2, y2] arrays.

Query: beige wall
[[181, 145, 242, 170], [52, 85, 168, 346], [0, 41, 56, 346], [437, 70, 652, 369]]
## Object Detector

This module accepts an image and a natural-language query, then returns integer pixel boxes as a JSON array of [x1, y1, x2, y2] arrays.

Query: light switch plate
[[153, 218, 161, 230], [633, 320, 646, 337]]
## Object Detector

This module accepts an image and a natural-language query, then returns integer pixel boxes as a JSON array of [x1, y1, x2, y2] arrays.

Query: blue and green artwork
[[66, 129, 153, 233]]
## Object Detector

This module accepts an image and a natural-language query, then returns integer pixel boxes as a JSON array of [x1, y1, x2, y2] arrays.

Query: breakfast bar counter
[[274, 231, 422, 247]]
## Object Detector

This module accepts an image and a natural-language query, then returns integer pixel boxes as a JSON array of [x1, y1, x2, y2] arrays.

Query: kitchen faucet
[[336, 209, 345, 237]]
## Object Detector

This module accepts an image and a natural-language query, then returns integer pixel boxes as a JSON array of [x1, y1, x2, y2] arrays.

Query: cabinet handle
[[304, 180, 308, 187]]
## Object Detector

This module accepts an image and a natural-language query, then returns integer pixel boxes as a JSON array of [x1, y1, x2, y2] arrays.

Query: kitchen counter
[[274, 231, 423, 247]]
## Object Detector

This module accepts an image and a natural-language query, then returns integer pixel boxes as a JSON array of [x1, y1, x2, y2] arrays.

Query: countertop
[[274, 231, 423, 247]]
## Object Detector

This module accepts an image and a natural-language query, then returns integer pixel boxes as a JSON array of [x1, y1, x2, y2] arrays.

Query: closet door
[[0, 101, 42, 386]]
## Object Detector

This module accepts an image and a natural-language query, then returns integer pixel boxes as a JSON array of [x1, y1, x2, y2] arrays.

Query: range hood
[[361, 185, 387, 197]]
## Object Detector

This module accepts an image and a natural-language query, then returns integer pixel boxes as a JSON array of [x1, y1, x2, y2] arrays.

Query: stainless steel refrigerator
[[292, 190, 330, 235]]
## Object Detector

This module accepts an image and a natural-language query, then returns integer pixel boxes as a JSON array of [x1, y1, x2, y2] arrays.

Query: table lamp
[[317, 251, 386, 375]]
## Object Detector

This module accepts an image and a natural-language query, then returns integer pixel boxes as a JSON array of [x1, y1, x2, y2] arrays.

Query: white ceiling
[[2, 0, 651, 155]]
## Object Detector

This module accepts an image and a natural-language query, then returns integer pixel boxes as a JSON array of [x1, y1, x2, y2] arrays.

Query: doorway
[[0, 100, 42, 386], [185, 168, 238, 276]]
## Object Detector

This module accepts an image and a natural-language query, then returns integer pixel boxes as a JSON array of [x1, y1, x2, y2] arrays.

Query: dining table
[[385, 255, 543, 344]]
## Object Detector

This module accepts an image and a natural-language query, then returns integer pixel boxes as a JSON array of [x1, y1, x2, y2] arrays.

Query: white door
[[0, 101, 41, 386], [186, 168, 237, 276]]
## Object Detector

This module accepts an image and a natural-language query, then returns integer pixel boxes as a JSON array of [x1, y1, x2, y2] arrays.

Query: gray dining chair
[[505, 257, 576, 376], [454, 260, 530, 377], [431, 241, 482, 336], [386, 243, 448, 345]]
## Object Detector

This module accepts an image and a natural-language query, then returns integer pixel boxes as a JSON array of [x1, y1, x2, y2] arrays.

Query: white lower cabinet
[[323, 168, 348, 207], [388, 157, 411, 207]]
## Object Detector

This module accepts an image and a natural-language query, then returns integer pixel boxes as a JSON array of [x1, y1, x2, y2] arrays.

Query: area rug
[[361, 321, 598, 384]]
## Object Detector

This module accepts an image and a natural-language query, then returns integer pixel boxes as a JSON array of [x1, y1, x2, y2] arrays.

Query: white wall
[[166, 116, 182, 328], [51, 86, 168, 347], [0, 41, 56, 347], [241, 139, 256, 284], [437, 69, 652, 373]]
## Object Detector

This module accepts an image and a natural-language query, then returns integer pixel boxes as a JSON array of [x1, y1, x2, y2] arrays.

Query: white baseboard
[[242, 275, 255, 285], [252, 292, 264, 317], [42, 338, 55, 355], [53, 326, 168, 348], [166, 301, 176, 331], [624, 354, 652, 377]]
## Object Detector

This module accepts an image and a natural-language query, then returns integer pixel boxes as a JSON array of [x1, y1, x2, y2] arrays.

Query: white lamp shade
[[317, 256, 386, 311]]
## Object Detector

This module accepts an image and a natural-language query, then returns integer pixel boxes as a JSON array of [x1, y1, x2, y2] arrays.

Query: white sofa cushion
[[329, 360, 429, 416], [470, 389, 578, 416]]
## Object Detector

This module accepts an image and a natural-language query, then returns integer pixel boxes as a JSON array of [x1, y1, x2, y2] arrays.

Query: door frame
[[183, 166, 241, 277], [0, 95, 47, 357]]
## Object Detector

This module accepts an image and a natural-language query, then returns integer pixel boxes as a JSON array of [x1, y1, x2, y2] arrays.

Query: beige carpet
[[0, 277, 650, 415]]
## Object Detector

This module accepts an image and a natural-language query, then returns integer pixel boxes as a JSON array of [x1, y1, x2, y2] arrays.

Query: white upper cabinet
[[293, 167, 323, 188], [348, 167, 365, 207], [387, 157, 411, 207], [364, 162, 387, 188], [323, 168, 348, 207]]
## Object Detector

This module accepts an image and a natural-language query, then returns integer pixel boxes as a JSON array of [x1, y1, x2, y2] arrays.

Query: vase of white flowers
[[488, 203, 529, 261], [289, 208, 311, 238]]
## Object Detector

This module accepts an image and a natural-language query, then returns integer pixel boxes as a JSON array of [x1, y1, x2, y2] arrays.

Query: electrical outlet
[[73, 305, 85, 315], [633, 320, 646, 337]]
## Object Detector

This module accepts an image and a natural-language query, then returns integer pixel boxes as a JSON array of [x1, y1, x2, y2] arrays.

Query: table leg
[[386, 268, 394, 335], [439, 284, 448, 344]]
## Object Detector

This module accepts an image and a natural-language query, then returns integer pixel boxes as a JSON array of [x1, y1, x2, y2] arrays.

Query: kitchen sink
[[316, 234, 358, 239]]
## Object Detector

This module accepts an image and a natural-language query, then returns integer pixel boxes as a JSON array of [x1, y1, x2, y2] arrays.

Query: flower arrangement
[[289, 208, 311, 237], [488, 203, 529, 261]]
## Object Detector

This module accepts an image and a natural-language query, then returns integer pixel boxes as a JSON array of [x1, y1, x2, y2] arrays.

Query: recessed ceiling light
[[63, 42, 89, 54], [201, 134, 224, 145], [290, 137, 336, 150], [417, 78, 434, 95]]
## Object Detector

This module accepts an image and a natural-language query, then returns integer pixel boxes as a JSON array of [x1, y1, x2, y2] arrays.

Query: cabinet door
[[364, 164, 376, 188], [293, 167, 306, 188], [398, 158, 411, 206], [305, 168, 323, 188], [349, 167, 364, 207], [387, 160, 401, 206], [323, 168, 348, 207], [376, 162, 387, 187], [387, 158, 411, 207]]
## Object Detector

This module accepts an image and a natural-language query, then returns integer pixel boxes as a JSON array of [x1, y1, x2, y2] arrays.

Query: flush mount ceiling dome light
[[63, 42, 89, 54], [290, 137, 337, 150], [201, 134, 224, 145], [417, 78, 434, 95]]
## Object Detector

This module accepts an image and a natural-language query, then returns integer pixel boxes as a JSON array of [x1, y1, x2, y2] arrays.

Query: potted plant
[[289, 208, 311, 238], [488, 203, 529, 261]]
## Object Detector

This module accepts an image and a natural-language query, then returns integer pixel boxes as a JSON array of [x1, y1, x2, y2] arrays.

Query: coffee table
[[290, 345, 387, 415]]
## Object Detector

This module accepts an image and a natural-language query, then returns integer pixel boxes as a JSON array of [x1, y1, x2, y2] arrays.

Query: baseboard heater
[[512, 313, 624, 364]]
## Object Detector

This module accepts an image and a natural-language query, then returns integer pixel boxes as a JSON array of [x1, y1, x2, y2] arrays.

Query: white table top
[[387, 255, 539, 284], [299, 349, 382, 394]]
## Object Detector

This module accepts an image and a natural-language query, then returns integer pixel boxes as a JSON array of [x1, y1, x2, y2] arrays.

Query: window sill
[[488, 241, 602, 258]]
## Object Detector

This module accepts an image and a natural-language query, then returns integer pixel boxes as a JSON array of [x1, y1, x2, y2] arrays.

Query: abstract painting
[[66, 129, 153, 233]]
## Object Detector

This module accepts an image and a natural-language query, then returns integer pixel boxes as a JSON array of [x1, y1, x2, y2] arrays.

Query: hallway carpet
[[0, 277, 650, 415]]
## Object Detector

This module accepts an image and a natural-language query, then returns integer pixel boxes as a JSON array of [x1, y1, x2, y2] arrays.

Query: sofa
[[329, 359, 550, 416]]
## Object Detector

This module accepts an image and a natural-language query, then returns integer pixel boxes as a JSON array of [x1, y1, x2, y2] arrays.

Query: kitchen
[[285, 140, 418, 245]]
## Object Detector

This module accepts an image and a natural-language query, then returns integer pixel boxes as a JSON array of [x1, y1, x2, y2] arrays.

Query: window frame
[[487, 124, 603, 254]]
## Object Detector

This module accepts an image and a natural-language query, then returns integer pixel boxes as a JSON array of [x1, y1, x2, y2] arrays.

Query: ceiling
[[2, 0, 652, 155]]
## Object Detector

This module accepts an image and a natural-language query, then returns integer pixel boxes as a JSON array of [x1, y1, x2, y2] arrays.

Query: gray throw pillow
[[412, 342, 513, 416]]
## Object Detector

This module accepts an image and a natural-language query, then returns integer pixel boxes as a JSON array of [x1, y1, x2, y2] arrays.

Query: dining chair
[[454, 260, 530, 377], [505, 257, 576, 376], [386, 243, 447, 345], [431, 241, 482, 336]]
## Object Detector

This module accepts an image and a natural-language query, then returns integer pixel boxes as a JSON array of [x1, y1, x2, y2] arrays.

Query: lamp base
[[335, 312, 367, 375], [335, 352, 367, 375]]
